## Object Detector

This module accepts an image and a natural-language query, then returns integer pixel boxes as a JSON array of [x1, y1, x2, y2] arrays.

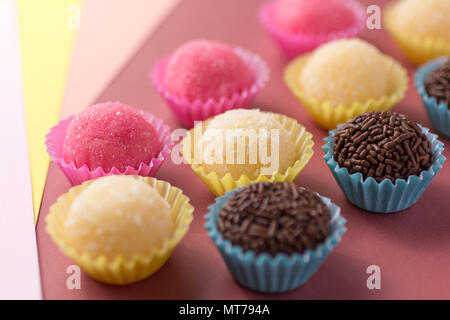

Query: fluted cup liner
[[284, 53, 408, 130], [46, 112, 174, 186], [182, 112, 314, 196], [415, 57, 450, 138], [259, 0, 365, 59], [46, 176, 194, 285], [205, 188, 346, 293], [323, 125, 446, 213], [384, 4, 450, 65], [151, 47, 270, 128]]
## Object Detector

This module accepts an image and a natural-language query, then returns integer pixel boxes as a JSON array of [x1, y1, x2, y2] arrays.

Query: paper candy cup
[[259, 0, 365, 59], [205, 188, 346, 293], [415, 57, 450, 139], [46, 176, 194, 285], [46, 112, 174, 186], [284, 53, 408, 130], [323, 126, 446, 213], [384, 4, 450, 65], [182, 113, 314, 196], [151, 47, 270, 128]]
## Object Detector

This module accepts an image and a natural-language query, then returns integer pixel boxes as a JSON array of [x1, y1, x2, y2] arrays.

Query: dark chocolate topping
[[425, 59, 450, 108], [218, 182, 330, 256], [333, 111, 433, 183]]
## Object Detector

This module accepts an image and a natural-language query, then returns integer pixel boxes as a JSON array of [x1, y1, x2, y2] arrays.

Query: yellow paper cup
[[46, 176, 194, 285], [284, 53, 408, 130], [182, 113, 314, 196], [384, 3, 450, 65]]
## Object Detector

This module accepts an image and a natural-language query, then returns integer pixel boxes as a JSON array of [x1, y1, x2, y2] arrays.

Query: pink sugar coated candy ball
[[272, 0, 356, 35], [163, 40, 255, 102], [63, 102, 161, 172]]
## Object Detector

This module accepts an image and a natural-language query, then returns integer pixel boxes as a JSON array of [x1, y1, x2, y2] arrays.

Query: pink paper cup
[[46, 112, 174, 186], [151, 47, 270, 128], [259, 0, 366, 59]]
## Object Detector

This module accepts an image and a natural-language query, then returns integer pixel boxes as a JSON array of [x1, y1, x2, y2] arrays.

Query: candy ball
[[64, 175, 173, 260], [425, 59, 450, 107], [272, 0, 356, 35], [219, 182, 330, 256], [391, 0, 450, 41], [333, 111, 433, 183], [163, 40, 255, 102], [299, 39, 392, 106], [63, 102, 161, 172], [193, 109, 297, 179]]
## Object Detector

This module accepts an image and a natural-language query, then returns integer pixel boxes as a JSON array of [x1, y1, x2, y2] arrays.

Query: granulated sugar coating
[[64, 175, 173, 260], [299, 39, 392, 106], [333, 111, 433, 183], [195, 109, 297, 179], [163, 40, 255, 102], [391, 0, 450, 41], [272, 0, 356, 35], [218, 182, 330, 256], [63, 102, 161, 172]]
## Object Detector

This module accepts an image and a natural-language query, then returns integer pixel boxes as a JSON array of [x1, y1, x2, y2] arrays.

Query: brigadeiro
[[205, 182, 346, 293], [219, 182, 330, 256], [323, 111, 446, 213], [415, 57, 450, 138], [333, 111, 433, 183], [425, 59, 450, 107], [46, 102, 173, 185], [152, 40, 269, 127]]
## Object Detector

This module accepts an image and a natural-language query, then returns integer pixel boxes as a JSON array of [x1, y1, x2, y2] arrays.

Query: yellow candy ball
[[392, 0, 450, 41], [194, 109, 297, 179], [64, 175, 173, 260], [299, 39, 392, 106]]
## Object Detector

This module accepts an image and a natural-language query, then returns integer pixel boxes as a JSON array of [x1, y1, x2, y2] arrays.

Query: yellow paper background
[[17, 0, 82, 224]]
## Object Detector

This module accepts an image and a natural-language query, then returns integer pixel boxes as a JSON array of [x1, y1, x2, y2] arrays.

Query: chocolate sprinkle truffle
[[425, 59, 450, 107], [333, 111, 433, 183], [218, 182, 330, 256]]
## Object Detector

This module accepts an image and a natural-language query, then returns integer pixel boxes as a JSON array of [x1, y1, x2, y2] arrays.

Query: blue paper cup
[[415, 57, 450, 139], [205, 187, 346, 293], [323, 126, 446, 213]]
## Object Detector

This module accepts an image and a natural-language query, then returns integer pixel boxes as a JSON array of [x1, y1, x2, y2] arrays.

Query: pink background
[[36, 0, 450, 299]]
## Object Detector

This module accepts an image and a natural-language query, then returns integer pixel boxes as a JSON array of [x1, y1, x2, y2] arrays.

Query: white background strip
[[0, 0, 42, 300]]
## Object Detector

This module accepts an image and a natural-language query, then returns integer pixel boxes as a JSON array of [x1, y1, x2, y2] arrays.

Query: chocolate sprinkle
[[425, 59, 450, 108], [333, 111, 433, 183], [218, 182, 330, 256]]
